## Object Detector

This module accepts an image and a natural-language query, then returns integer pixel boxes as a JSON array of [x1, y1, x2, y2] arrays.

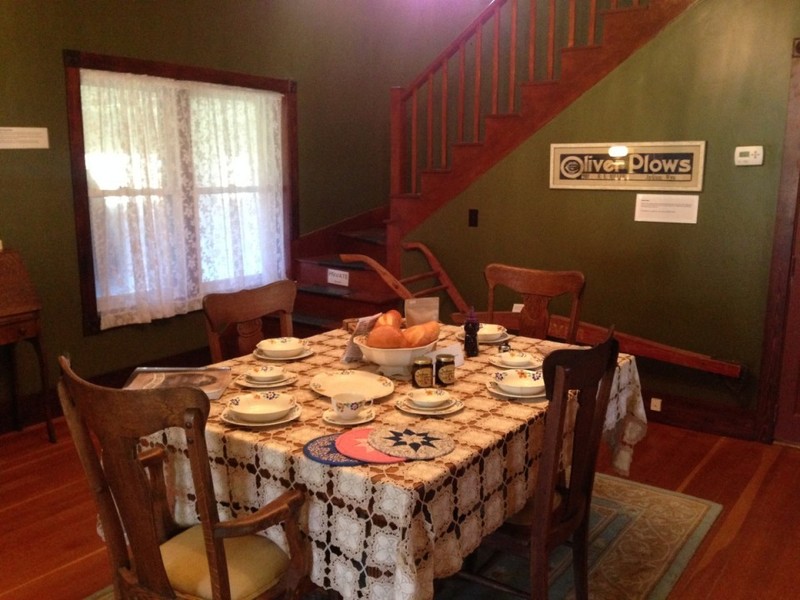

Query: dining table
[[146, 324, 646, 600]]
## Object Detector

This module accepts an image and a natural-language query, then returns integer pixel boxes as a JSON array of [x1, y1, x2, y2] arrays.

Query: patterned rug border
[[84, 473, 722, 600], [440, 472, 722, 600]]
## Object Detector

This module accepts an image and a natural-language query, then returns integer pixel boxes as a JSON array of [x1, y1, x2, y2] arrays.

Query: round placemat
[[368, 427, 455, 460], [335, 428, 407, 464], [303, 434, 364, 466]]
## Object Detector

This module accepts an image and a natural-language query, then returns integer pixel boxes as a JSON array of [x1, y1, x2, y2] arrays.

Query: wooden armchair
[[458, 333, 619, 599], [57, 355, 310, 600], [484, 263, 585, 344], [202, 280, 297, 362]]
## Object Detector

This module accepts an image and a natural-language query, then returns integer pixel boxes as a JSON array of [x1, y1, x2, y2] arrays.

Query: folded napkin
[[342, 313, 382, 363]]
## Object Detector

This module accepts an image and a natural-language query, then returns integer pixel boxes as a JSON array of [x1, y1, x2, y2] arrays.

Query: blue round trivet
[[303, 433, 364, 466]]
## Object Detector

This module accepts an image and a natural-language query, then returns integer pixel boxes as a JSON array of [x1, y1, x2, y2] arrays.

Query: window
[[64, 51, 298, 333]]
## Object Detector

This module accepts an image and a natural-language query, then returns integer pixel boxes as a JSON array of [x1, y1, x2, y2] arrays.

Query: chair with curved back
[[203, 280, 297, 363], [485, 263, 585, 344], [458, 332, 619, 599], [57, 355, 310, 600]]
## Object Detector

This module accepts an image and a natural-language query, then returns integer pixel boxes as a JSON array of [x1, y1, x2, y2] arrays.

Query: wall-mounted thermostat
[[734, 145, 764, 166]]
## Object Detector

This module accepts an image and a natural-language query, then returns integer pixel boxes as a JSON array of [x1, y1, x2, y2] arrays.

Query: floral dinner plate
[[310, 370, 394, 400]]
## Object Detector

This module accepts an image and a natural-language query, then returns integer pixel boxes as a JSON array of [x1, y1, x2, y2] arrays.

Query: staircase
[[385, 0, 699, 273], [293, 0, 699, 328]]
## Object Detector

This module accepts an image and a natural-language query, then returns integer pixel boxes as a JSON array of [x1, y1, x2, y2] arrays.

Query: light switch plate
[[327, 268, 349, 287], [734, 145, 764, 166]]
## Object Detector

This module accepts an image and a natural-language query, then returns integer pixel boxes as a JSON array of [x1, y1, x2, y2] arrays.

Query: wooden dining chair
[[57, 355, 310, 600], [458, 333, 619, 599], [203, 280, 297, 363], [484, 263, 585, 344]]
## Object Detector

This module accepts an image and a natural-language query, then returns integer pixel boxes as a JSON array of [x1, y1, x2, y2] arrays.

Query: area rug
[[436, 473, 722, 600], [84, 474, 721, 600]]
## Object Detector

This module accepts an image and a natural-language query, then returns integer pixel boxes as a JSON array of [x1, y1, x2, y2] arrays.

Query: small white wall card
[[635, 194, 699, 224], [0, 127, 50, 149]]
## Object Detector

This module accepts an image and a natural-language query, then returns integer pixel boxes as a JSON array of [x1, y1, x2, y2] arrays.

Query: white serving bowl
[[228, 392, 295, 422], [354, 335, 437, 376], [476, 323, 505, 342], [498, 350, 533, 367], [246, 365, 285, 382], [406, 388, 451, 409], [494, 369, 545, 396], [257, 337, 305, 358]]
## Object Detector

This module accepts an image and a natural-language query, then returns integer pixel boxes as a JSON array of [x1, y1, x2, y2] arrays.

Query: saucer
[[235, 373, 298, 389], [488, 355, 543, 370], [485, 381, 547, 401], [395, 397, 464, 416], [457, 331, 512, 345], [322, 408, 376, 426], [253, 347, 314, 362], [220, 404, 302, 427]]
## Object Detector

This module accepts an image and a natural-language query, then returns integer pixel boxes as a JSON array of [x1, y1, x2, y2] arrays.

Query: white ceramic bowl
[[354, 336, 437, 368], [257, 337, 305, 358], [494, 369, 545, 396], [227, 392, 295, 422], [498, 350, 533, 367], [476, 323, 505, 342], [406, 388, 451, 409], [246, 365, 285, 382]]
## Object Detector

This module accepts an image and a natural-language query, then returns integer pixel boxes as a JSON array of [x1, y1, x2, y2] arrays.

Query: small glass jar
[[411, 357, 434, 388], [435, 354, 456, 386]]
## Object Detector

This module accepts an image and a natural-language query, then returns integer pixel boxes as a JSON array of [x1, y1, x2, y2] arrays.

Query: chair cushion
[[160, 523, 289, 600]]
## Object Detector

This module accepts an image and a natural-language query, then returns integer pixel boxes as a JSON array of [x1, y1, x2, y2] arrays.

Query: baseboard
[[641, 389, 757, 440]]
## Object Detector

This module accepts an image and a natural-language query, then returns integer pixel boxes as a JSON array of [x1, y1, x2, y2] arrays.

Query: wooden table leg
[[30, 336, 56, 443]]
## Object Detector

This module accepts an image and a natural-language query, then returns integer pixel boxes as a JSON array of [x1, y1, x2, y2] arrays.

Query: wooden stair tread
[[296, 283, 399, 304], [296, 255, 373, 271], [338, 228, 386, 245]]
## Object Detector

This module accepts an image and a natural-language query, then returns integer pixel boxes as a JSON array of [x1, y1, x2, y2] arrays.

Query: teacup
[[331, 392, 373, 421]]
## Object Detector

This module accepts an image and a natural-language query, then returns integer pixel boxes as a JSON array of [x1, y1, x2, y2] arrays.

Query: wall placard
[[550, 141, 705, 191], [0, 127, 49, 149]]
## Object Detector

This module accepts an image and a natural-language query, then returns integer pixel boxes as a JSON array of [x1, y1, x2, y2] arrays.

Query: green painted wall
[[0, 0, 490, 420], [1, 0, 796, 421], [412, 0, 800, 408]]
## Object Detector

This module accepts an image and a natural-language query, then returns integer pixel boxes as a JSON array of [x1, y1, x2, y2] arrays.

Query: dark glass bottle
[[463, 308, 480, 358]]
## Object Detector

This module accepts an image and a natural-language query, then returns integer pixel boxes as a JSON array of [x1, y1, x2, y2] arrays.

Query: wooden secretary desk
[[0, 249, 56, 442]]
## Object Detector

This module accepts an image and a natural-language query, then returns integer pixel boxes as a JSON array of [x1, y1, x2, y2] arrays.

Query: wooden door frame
[[756, 38, 800, 442]]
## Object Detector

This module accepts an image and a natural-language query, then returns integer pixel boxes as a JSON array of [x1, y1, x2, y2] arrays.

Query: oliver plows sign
[[550, 141, 706, 191]]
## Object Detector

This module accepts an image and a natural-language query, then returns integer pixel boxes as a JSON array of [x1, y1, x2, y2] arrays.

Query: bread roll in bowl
[[376, 309, 403, 329], [365, 324, 408, 348], [402, 321, 440, 347]]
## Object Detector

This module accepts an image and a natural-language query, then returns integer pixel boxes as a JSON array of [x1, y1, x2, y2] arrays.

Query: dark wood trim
[[755, 41, 800, 443], [62, 50, 296, 94], [62, 50, 298, 335], [63, 56, 100, 334], [642, 389, 757, 440]]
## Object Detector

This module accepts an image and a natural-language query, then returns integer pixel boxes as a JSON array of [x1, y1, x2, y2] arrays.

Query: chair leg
[[571, 516, 591, 600], [529, 545, 550, 599]]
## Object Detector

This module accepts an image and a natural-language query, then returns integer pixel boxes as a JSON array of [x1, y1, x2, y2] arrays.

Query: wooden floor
[[2, 418, 799, 600]]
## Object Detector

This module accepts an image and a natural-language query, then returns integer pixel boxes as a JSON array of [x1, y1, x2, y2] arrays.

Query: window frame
[[64, 50, 299, 335]]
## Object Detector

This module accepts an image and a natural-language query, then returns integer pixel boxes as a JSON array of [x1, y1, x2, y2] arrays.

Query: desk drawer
[[0, 318, 40, 344]]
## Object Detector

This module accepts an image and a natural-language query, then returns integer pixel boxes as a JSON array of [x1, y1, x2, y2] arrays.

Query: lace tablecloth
[[147, 326, 645, 600]]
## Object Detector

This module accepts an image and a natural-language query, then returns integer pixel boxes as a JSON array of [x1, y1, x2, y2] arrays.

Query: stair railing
[[390, 0, 646, 197]]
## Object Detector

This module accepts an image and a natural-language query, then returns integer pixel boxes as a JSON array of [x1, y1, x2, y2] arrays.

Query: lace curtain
[[80, 69, 286, 330]]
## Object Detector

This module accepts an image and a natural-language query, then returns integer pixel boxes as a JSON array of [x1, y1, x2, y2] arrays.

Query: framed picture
[[550, 141, 706, 191], [124, 366, 231, 400]]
